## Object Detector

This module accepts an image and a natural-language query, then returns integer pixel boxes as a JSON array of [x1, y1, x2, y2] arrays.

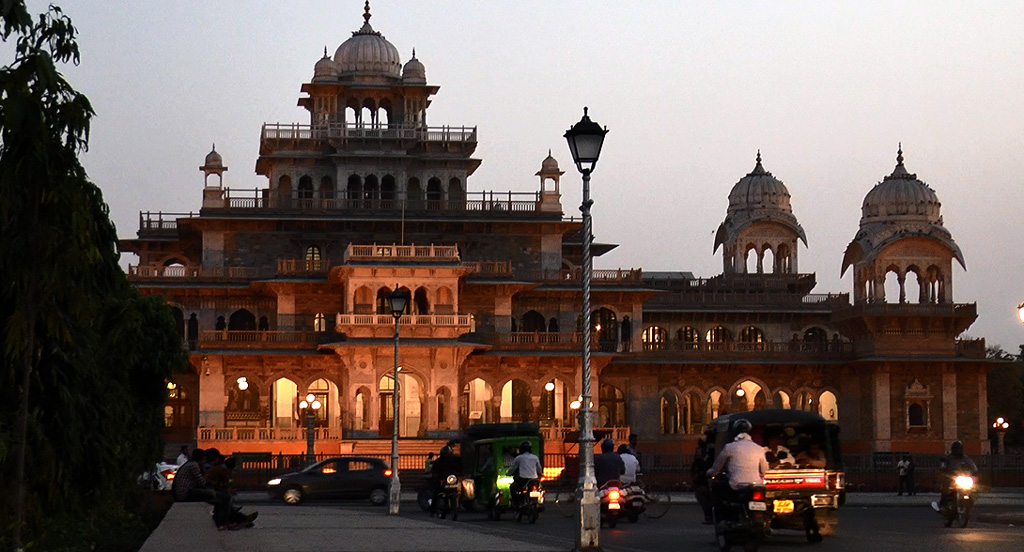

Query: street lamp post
[[387, 284, 410, 515], [993, 417, 1009, 455], [298, 392, 321, 464], [565, 107, 608, 552]]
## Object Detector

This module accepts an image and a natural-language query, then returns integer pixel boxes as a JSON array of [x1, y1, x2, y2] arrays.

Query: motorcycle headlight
[[954, 475, 974, 490], [267, 478, 282, 486], [446, 474, 458, 485]]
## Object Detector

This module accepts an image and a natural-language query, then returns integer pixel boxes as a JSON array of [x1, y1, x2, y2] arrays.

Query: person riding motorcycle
[[429, 445, 460, 513], [594, 438, 626, 487], [506, 440, 543, 506], [932, 440, 978, 513], [706, 419, 769, 491]]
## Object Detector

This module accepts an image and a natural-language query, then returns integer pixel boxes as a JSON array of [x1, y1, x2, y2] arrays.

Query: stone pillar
[[942, 368, 957, 442], [873, 368, 891, 451], [202, 231, 224, 267], [199, 356, 226, 428]]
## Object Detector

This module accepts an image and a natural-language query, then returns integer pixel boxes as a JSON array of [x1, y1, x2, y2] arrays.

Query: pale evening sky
[[20, 1, 1024, 350]]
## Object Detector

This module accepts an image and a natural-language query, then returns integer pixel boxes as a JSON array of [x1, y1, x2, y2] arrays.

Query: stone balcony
[[198, 330, 321, 350], [335, 313, 475, 339]]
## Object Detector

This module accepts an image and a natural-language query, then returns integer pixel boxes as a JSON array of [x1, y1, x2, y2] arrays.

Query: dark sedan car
[[267, 456, 392, 505]]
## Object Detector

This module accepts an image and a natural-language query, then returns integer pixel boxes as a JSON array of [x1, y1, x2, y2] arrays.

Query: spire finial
[[323, 46, 328, 58], [896, 142, 903, 165], [756, 149, 761, 164], [411, 47, 416, 59], [363, 1, 371, 25], [211, 143, 216, 152], [583, 106, 589, 117], [548, 148, 552, 157]]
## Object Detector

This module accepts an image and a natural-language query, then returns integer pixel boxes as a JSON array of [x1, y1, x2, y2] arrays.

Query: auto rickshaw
[[458, 423, 544, 519], [706, 409, 844, 541]]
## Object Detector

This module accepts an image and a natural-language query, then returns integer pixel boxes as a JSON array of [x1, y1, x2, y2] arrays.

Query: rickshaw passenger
[[795, 441, 827, 468]]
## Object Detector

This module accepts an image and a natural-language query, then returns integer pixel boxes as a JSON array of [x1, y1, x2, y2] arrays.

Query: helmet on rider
[[519, 440, 533, 453], [601, 438, 615, 453], [440, 445, 454, 458], [950, 440, 964, 457], [732, 418, 753, 435]]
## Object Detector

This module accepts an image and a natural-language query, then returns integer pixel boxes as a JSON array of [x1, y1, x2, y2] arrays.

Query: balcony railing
[[199, 330, 320, 348], [127, 264, 261, 280], [463, 261, 512, 277], [202, 189, 544, 214], [137, 211, 199, 234], [277, 259, 331, 275], [648, 291, 850, 309], [335, 313, 473, 328], [639, 340, 854, 358], [344, 243, 459, 262], [544, 268, 643, 282], [261, 122, 477, 144], [198, 426, 342, 442]]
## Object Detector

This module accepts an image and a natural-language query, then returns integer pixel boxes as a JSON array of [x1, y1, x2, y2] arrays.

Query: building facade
[[121, 5, 990, 459]]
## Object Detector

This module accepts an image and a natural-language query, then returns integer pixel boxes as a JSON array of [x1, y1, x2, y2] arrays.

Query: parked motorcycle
[[935, 473, 976, 528], [435, 474, 461, 521], [512, 478, 544, 523], [712, 482, 769, 552]]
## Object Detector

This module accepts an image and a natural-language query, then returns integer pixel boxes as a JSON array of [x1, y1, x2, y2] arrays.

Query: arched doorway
[[599, 383, 627, 427], [378, 372, 424, 438], [592, 308, 618, 352], [461, 378, 495, 427], [501, 379, 533, 422]]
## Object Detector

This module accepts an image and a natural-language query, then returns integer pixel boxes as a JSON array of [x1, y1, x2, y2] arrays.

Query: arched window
[[739, 326, 764, 343], [305, 245, 322, 271], [793, 390, 814, 411], [683, 391, 703, 434], [297, 175, 314, 200], [381, 175, 396, 202], [436, 387, 449, 428], [520, 310, 546, 333], [228, 309, 256, 331], [660, 392, 680, 434], [363, 174, 379, 207], [346, 175, 362, 206], [772, 390, 791, 409], [448, 177, 465, 206], [642, 326, 667, 351], [413, 287, 429, 315], [314, 313, 326, 332], [706, 326, 731, 344], [500, 379, 532, 422], [803, 327, 828, 342], [677, 326, 699, 350], [426, 177, 443, 205], [907, 402, 926, 427], [592, 308, 618, 352], [818, 391, 838, 420], [598, 383, 627, 426], [354, 387, 370, 430]]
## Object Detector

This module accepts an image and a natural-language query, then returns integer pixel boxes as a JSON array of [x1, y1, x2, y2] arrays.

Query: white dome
[[333, 4, 401, 78]]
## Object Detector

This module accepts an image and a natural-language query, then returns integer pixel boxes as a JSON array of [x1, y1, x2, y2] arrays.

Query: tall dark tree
[[1, 3, 186, 549]]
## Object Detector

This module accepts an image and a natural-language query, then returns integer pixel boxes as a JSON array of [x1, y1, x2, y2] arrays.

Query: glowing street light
[[299, 392, 322, 463], [993, 416, 1010, 454]]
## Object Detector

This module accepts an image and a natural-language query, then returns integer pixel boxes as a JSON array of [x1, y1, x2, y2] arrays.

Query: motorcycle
[[599, 480, 626, 528], [434, 474, 461, 520], [936, 473, 976, 528], [512, 478, 544, 524], [620, 482, 648, 522], [712, 482, 769, 552]]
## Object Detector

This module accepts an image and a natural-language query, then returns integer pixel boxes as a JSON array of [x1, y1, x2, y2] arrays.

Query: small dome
[[334, 2, 402, 78], [313, 48, 339, 82], [402, 49, 426, 83], [204, 146, 223, 168], [726, 151, 793, 213], [860, 146, 941, 223], [541, 152, 559, 171]]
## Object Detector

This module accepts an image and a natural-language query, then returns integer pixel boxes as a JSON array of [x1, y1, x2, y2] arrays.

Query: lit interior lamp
[[545, 382, 555, 392], [735, 388, 745, 397], [166, 381, 176, 391], [237, 377, 248, 391]]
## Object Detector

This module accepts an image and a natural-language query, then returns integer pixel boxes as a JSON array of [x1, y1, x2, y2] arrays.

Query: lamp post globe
[[565, 107, 607, 552], [387, 284, 410, 515]]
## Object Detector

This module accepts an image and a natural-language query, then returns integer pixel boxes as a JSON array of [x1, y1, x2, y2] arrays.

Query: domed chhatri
[[715, 151, 806, 275], [333, 1, 402, 79], [200, 144, 227, 188], [860, 143, 941, 223], [725, 150, 796, 214], [842, 145, 964, 305], [539, 149, 561, 173], [313, 47, 340, 83], [402, 48, 426, 84], [203, 144, 223, 168]]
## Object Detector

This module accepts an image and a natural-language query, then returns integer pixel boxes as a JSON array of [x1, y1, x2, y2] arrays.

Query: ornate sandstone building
[[121, 4, 990, 459]]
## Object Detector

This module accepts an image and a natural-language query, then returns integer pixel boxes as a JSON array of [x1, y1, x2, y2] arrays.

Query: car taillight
[[752, 490, 764, 501], [608, 490, 621, 501], [161, 470, 175, 480], [383, 469, 392, 477]]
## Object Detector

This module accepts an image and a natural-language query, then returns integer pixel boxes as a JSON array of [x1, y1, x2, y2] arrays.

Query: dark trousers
[[184, 487, 236, 526], [897, 475, 909, 495], [695, 483, 713, 521]]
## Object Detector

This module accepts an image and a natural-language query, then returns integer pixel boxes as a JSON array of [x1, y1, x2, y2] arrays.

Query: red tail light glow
[[608, 490, 621, 500], [752, 490, 764, 501], [384, 469, 393, 477], [161, 470, 175, 480]]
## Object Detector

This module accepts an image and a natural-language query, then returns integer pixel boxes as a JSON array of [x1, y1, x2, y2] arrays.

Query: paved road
[[395, 501, 1024, 552]]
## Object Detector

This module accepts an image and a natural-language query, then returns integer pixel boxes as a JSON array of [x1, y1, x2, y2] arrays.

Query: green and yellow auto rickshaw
[[458, 423, 545, 520]]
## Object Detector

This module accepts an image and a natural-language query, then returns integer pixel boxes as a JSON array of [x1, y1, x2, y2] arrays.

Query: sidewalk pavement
[[140, 489, 1024, 552]]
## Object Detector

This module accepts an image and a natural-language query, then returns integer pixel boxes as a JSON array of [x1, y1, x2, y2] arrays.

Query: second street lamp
[[565, 106, 608, 552], [993, 417, 1009, 454], [298, 393, 321, 464], [387, 284, 410, 515]]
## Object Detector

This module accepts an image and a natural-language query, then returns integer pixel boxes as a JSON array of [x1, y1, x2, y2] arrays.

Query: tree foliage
[[0, 2, 187, 549]]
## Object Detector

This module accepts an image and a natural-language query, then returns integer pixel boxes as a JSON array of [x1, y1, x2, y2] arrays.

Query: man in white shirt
[[617, 444, 641, 486], [707, 419, 768, 490], [507, 440, 543, 505], [176, 445, 190, 466]]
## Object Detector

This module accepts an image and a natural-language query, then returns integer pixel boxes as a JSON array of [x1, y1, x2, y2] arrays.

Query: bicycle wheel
[[642, 487, 671, 518]]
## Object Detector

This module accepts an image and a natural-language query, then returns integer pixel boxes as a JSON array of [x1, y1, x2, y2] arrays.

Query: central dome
[[726, 152, 794, 213], [860, 146, 941, 223], [333, 3, 401, 78]]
